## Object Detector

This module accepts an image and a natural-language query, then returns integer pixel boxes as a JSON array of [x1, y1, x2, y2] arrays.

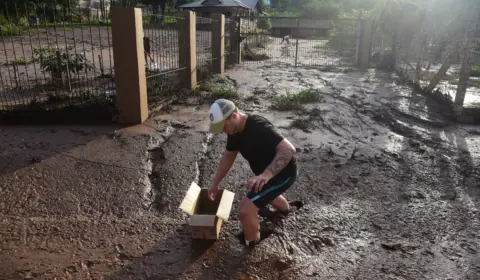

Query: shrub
[[256, 17, 271, 31], [33, 46, 94, 82]]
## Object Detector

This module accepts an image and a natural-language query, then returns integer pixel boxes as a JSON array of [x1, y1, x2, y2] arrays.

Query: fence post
[[232, 16, 241, 64], [178, 11, 197, 88], [212, 14, 225, 74], [111, 7, 148, 124], [356, 19, 374, 70], [295, 19, 299, 66]]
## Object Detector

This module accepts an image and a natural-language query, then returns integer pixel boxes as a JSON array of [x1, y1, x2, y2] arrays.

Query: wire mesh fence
[[196, 16, 215, 81], [143, 12, 188, 104], [380, 14, 480, 107], [0, 2, 115, 111], [225, 17, 239, 69], [239, 17, 359, 67]]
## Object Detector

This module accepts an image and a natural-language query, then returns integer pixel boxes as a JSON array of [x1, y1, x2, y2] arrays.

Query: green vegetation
[[256, 17, 272, 31], [271, 88, 323, 111], [210, 84, 237, 99], [195, 75, 238, 99], [33, 46, 93, 83], [7, 57, 31, 66], [471, 65, 480, 78]]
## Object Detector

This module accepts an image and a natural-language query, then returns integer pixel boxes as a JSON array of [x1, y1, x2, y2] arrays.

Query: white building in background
[[78, 0, 111, 20]]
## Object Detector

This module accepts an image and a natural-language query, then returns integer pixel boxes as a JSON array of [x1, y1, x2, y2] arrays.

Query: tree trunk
[[426, 46, 456, 93], [455, 28, 475, 106]]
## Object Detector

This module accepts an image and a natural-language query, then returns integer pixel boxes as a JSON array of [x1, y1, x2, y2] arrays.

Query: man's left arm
[[265, 139, 296, 178], [248, 138, 297, 193]]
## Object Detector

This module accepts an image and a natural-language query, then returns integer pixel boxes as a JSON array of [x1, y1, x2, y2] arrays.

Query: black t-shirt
[[226, 114, 296, 178]]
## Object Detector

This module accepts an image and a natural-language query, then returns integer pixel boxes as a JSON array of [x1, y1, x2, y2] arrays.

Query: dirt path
[[1, 63, 480, 280]]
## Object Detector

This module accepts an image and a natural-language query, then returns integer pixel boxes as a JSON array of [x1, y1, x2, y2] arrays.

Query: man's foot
[[237, 223, 274, 247], [259, 200, 304, 220], [280, 200, 304, 216]]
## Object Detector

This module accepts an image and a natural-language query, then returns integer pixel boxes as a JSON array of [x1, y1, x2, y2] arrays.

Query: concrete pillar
[[356, 19, 374, 70], [212, 14, 225, 74], [178, 11, 197, 88], [111, 7, 148, 124]]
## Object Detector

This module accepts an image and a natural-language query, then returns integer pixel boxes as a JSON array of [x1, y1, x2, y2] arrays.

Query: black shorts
[[247, 169, 297, 209]]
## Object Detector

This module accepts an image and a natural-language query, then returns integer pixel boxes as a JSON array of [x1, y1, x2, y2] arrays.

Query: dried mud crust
[[1, 64, 480, 280]]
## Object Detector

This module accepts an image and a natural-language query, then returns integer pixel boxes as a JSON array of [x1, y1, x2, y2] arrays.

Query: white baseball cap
[[209, 99, 236, 133]]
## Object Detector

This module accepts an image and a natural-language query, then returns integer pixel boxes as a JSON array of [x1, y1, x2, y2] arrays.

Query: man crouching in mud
[[207, 99, 298, 246]]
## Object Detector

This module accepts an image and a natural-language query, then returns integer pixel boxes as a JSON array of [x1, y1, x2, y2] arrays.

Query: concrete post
[[178, 11, 197, 88], [111, 7, 148, 124], [212, 14, 225, 74], [356, 19, 374, 70]]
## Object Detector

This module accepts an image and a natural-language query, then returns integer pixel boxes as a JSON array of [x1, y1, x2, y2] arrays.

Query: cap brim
[[209, 120, 225, 134]]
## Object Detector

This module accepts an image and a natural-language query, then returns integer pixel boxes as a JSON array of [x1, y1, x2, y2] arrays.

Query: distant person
[[143, 36, 154, 64], [280, 34, 290, 44]]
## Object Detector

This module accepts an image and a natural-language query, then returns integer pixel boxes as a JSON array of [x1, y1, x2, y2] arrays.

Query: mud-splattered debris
[[203, 262, 210, 269], [115, 244, 124, 252], [18, 270, 36, 279], [170, 122, 192, 129], [423, 249, 435, 256], [320, 237, 335, 247], [117, 253, 133, 261], [372, 222, 382, 230], [460, 242, 478, 254], [440, 190, 457, 201], [30, 157, 41, 164], [321, 226, 336, 232], [275, 257, 294, 271], [239, 276, 260, 280], [381, 243, 402, 251], [405, 190, 427, 199], [348, 176, 359, 184], [65, 266, 78, 273]]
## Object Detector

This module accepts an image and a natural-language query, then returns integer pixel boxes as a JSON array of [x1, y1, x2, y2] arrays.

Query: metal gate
[[239, 17, 359, 67]]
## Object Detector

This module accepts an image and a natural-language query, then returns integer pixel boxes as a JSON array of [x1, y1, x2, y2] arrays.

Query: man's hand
[[208, 185, 219, 201], [248, 171, 273, 194]]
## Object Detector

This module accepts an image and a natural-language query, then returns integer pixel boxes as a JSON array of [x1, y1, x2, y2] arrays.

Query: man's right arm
[[211, 150, 238, 189]]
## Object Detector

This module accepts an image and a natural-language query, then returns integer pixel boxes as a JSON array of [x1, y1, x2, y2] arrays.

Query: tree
[[301, 0, 340, 19], [257, 17, 271, 30]]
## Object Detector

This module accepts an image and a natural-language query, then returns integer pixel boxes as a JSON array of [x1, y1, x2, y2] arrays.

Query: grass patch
[[471, 65, 480, 78], [1, 24, 25, 36], [195, 75, 238, 99], [7, 57, 31, 66], [211, 84, 237, 99], [271, 88, 323, 111]]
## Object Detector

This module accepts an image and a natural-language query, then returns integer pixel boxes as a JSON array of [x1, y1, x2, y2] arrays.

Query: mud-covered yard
[[1, 63, 480, 280]]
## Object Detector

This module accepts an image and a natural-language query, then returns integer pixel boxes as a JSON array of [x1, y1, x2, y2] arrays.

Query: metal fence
[[196, 16, 215, 81], [0, 3, 115, 111], [143, 12, 187, 105], [225, 17, 239, 68], [239, 17, 359, 67], [375, 13, 480, 107]]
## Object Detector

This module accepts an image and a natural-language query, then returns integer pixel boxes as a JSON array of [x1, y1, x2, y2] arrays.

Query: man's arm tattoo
[[266, 147, 294, 177]]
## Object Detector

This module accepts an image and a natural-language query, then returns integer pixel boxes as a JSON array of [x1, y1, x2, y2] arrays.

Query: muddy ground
[[1, 63, 480, 280]]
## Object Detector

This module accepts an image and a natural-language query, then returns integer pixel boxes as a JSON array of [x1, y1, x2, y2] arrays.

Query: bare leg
[[270, 195, 290, 212], [239, 197, 260, 242]]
